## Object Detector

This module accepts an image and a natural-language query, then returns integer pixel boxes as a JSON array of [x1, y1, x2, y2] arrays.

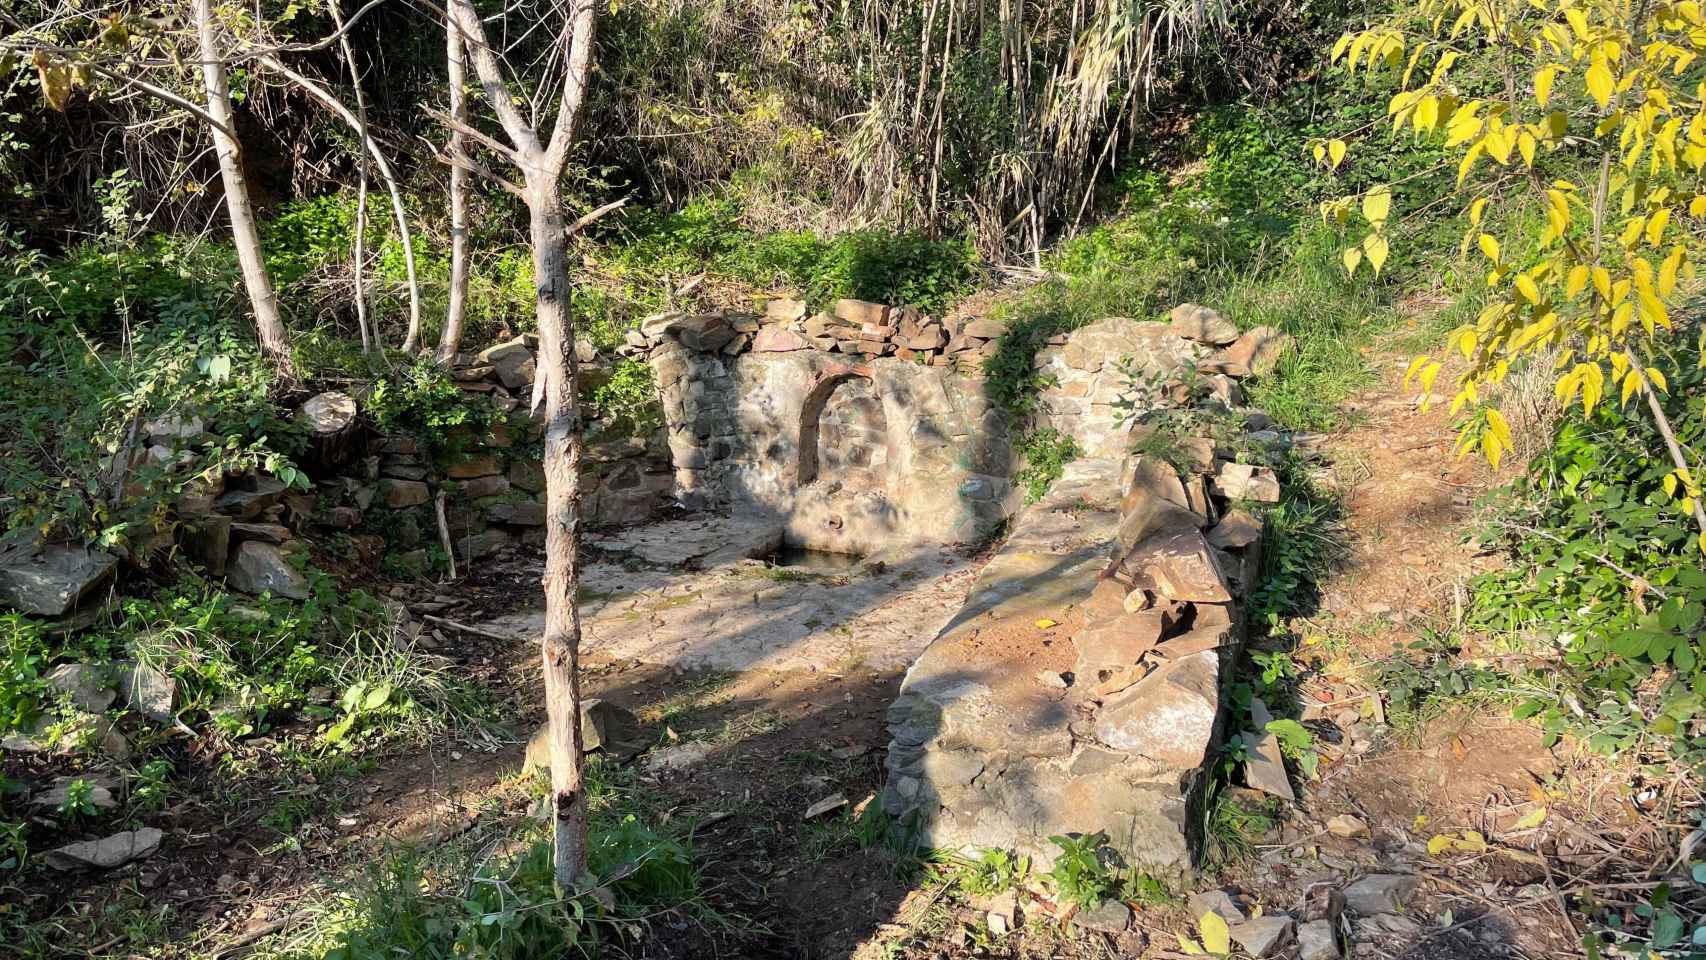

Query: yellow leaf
[[1200, 912, 1231, 955], [1427, 834, 1455, 856], [1328, 139, 1347, 170], [1458, 141, 1485, 185], [1364, 233, 1390, 275], [1567, 264, 1590, 297], [1519, 131, 1538, 167], [1343, 246, 1364, 276], [1469, 197, 1489, 226], [1178, 935, 1206, 955], [1592, 266, 1612, 299], [1312, 143, 1326, 164], [1621, 371, 1641, 406], [1587, 57, 1615, 108], [1648, 367, 1669, 392], [1515, 274, 1541, 303], [1646, 208, 1670, 245], [1403, 355, 1429, 387], [1363, 188, 1393, 225], [1691, 195, 1706, 216], [1034, 618, 1058, 629], [1483, 432, 1503, 470], [1536, 65, 1560, 106], [1665, 472, 1680, 496], [1487, 408, 1513, 449], [1478, 234, 1501, 262]]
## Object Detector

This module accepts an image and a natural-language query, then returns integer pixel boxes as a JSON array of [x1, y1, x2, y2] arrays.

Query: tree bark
[[437, 19, 472, 365], [529, 176, 588, 882], [194, 0, 291, 377]]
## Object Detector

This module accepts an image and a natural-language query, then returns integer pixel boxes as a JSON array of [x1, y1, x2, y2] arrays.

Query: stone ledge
[[883, 449, 1265, 874]]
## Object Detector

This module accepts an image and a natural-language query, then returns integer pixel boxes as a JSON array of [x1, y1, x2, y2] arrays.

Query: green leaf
[[362, 682, 393, 712]]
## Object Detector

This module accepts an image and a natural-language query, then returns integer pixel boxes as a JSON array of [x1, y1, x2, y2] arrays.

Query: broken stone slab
[[1169, 304, 1240, 345], [751, 327, 808, 352], [1242, 697, 1295, 801], [1130, 529, 1231, 604], [1072, 609, 1166, 685], [229, 522, 292, 545], [31, 776, 119, 810], [1094, 650, 1219, 767], [1298, 919, 1343, 960], [1222, 325, 1293, 376], [0, 535, 119, 617], [1230, 915, 1296, 958], [227, 541, 310, 601], [1208, 509, 1264, 551], [833, 299, 888, 326], [1188, 889, 1248, 924], [1073, 900, 1133, 934], [765, 298, 808, 324], [953, 315, 1007, 340], [1121, 455, 1190, 512], [46, 663, 116, 713], [214, 476, 288, 520], [1343, 874, 1419, 915], [478, 337, 531, 364], [119, 661, 176, 723], [378, 478, 431, 509], [1327, 814, 1369, 838], [1213, 462, 1281, 503], [488, 501, 546, 526], [45, 827, 162, 870]]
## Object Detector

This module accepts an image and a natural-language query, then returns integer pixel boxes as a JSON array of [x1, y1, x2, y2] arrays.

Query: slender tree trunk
[[194, 0, 291, 377], [437, 21, 472, 365], [332, 0, 373, 354], [528, 175, 588, 884]]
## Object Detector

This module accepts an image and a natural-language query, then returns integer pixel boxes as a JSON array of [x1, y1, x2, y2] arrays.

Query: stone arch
[[797, 364, 874, 485]]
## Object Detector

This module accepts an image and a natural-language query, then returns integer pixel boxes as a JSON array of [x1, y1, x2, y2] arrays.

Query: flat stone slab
[[480, 543, 977, 674], [585, 515, 784, 569]]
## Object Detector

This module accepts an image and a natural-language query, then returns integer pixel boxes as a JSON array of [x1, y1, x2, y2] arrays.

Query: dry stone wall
[[877, 302, 1287, 873]]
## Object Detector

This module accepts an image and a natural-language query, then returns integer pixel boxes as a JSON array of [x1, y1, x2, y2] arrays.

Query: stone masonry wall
[[881, 302, 1289, 874]]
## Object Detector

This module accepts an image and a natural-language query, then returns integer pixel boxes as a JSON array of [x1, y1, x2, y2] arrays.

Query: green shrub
[[1013, 428, 1079, 503], [1469, 348, 1706, 761], [366, 361, 495, 463]]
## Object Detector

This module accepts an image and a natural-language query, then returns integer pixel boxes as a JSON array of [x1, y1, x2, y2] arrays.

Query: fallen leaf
[[1512, 807, 1548, 830], [1450, 736, 1467, 760], [1034, 618, 1058, 629], [804, 793, 848, 819]]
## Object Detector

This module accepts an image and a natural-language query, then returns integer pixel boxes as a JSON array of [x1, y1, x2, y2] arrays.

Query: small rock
[[1072, 900, 1132, 933], [45, 827, 163, 870], [1035, 669, 1069, 688], [31, 777, 118, 810], [1298, 918, 1342, 960], [1343, 874, 1419, 915], [1230, 915, 1296, 958], [1188, 889, 1247, 924], [1242, 698, 1295, 801], [1170, 303, 1240, 345], [46, 663, 116, 713], [646, 741, 711, 773], [1213, 461, 1281, 503], [226, 541, 310, 600], [1327, 814, 1368, 838], [986, 910, 1010, 936]]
